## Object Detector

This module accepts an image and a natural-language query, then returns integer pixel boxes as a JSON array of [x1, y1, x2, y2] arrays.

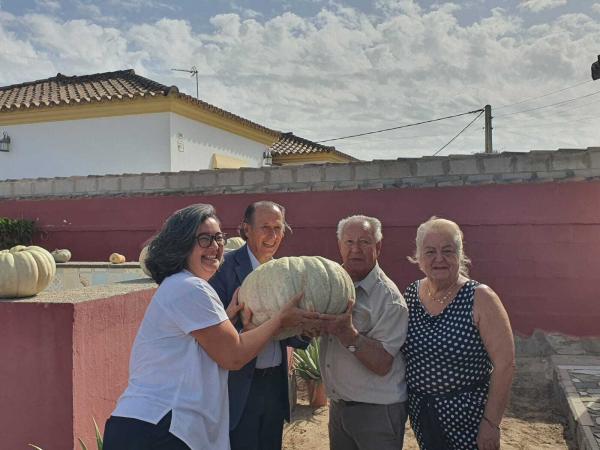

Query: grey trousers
[[329, 400, 408, 450]]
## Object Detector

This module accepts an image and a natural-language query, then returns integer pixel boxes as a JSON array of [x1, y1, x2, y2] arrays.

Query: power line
[[502, 93, 600, 119], [364, 132, 462, 140], [316, 109, 484, 143], [495, 87, 600, 118], [495, 79, 592, 110], [496, 108, 600, 128], [432, 110, 485, 156], [499, 115, 598, 130], [496, 97, 600, 122]]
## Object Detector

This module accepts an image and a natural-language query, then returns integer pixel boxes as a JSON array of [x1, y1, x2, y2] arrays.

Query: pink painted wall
[[2, 181, 599, 336], [72, 289, 154, 449], [0, 290, 153, 450], [0, 303, 74, 449], [1, 180, 599, 448]]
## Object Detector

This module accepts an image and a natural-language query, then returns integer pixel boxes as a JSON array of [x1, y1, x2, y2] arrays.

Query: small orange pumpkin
[[109, 253, 126, 264]]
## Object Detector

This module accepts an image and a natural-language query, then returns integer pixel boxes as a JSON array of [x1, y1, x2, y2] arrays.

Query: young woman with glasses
[[103, 204, 317, 450]]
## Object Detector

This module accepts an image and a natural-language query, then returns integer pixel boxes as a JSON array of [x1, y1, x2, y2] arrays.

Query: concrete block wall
[[2, 147, 600, 199]]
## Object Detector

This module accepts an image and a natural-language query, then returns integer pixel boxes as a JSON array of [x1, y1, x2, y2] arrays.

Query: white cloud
[[74, 1, 102, 18], [229, 2, 262, 19], [35, 0, 61, 11], [519, 0, 567, 13], [0, 14, 145, 80], [0, 4, 599, 159], [107, 0, 176, 12], [591, 3, 600, 14], [375, 0, 422, 16]]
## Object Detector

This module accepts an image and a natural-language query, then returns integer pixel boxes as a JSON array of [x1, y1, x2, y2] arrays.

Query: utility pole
[[484, 104, 493, 153], [171, 66, 199, 99], [592, 55, 600, 80]]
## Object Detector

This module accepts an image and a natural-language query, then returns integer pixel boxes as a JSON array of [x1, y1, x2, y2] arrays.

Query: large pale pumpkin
[[0, 245, 56, 298], [238, 256, 353, 340], [224, 237, 245, 252], [138, 246, 151, 276]]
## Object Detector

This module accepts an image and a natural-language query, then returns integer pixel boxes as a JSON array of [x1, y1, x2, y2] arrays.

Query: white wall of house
[[0, 113, 171, 180], [168, 113, 265, 171], [0, 111, 266, 181]]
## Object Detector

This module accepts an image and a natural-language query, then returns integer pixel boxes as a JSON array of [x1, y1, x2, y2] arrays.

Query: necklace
[[426, 280, 457, 305]]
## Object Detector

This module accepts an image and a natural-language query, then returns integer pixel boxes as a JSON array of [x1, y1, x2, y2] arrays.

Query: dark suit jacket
[[209, 244, 308, 430]]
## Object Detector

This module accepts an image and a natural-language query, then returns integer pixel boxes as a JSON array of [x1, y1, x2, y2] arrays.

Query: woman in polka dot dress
[[402, 217, 515, 450]]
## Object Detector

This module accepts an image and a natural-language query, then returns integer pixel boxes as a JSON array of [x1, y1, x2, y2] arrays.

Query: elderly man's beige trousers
[[328, 400, 408, 450]]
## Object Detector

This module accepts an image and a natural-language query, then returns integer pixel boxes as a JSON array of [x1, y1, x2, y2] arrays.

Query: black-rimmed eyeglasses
[[196, 233, 228, 248]]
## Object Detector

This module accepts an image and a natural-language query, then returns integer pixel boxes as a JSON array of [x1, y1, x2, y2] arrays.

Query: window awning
[[211, 153, 249, 169]]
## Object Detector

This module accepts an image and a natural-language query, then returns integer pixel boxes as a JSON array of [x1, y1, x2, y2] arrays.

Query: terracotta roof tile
[[0, 69, 278, 136], [0, 70, 161, 110], [0, 69, 357, 161], [269, 132, 359, 161]]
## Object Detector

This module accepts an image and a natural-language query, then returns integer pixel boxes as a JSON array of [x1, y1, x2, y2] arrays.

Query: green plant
[[79, 417, 103, 450], [0, 217, 35, 250], [293, 339, 321, 381], [29, 417, 103, 450]]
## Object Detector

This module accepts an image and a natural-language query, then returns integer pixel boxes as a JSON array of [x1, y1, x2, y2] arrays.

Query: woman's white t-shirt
[[112, 270, 230, 450]]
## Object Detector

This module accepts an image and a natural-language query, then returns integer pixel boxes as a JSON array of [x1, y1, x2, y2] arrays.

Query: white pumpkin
[[238, 256, 353, 340], [138, 246, 151, 276], [51, 249, 72, 263], [0, 245, 56, 298], [224, 237, 245, 252], [109, 253, 126, 264]]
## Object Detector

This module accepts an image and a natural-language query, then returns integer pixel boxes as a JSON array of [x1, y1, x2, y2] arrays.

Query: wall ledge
[[0, 278, 155, 304], [2, 147, 600, 200]]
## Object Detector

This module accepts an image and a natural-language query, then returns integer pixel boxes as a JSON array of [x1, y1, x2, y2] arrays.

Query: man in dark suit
[[210, 200, 308, 450]]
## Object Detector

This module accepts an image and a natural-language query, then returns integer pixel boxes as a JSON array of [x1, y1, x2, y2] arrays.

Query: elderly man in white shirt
[[320, 215, 409, 450]]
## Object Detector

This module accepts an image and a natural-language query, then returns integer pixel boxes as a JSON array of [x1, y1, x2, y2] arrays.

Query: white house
[[0, 70, 356, 180]]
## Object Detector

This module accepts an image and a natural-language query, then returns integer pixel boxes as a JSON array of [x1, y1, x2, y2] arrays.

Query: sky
[[0, 0, 599, 161]]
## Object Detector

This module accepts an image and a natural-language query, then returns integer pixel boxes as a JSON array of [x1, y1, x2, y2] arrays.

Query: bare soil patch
[[283, 356, 574, 450]]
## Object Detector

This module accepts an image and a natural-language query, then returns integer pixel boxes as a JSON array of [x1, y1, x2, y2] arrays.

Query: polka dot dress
[[402, 280, 492, 450]]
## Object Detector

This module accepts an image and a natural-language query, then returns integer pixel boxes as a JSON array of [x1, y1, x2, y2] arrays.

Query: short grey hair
[[407, 216, 471, 276], [336, 215, 383, 242]]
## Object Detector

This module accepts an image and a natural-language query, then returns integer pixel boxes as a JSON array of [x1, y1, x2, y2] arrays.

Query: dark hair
[[238, 201, 292, 240], [145, 204, 219, 284]]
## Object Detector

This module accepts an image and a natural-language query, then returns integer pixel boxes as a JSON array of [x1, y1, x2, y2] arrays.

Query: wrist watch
[[346, 335, 360, 353]]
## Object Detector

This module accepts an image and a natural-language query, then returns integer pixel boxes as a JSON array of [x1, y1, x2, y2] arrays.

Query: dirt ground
[[283, 356, 575, 450]]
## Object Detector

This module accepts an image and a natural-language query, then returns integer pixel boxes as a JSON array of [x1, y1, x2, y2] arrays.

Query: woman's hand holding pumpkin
[[226, 288, 244, 323], [241, 304, 257, 332], [277, 291, 320, 331]]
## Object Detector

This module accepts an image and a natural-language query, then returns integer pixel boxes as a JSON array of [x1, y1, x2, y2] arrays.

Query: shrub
[[0, 217, 35, 250]]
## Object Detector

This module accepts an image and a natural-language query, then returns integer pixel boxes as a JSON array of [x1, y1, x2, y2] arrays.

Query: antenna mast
[[171, 66, 199, 99]]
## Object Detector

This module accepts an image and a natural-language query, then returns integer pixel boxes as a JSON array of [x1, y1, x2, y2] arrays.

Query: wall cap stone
[[3, 147, 600, 200]]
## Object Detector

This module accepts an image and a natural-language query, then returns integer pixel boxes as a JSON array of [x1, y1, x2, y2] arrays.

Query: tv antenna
[[171, 66, 199, 99]]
